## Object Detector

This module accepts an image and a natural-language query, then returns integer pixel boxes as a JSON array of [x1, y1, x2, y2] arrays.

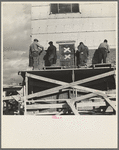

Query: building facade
[[31, 2, 117, 67]]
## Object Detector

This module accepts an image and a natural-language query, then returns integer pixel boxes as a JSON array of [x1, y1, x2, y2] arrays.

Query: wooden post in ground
[[24, 85, 26, 115], [66, 100, 80, 115], [18, 102, 21, 115], [114, 69, 116, 88], [25, 74, 28, 115], [72, 69, 75, 97], [24, 73, 28, 115]]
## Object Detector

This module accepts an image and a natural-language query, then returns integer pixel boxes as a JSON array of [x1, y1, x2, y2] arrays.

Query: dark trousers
[[98, 48, 107, 63]]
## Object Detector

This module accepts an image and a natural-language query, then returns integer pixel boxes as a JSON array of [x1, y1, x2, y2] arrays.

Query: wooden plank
[[66, 100, 80, 115], [12, 95, 21, 102], [3, 96, 14, 101], [107, 94, 116, 99], [73, 85, 105, 95], [73, 85, 116, 111], [76, 101, 106, 107], [26, 73, 28, 96], [73, 93, 97, 103], [26, 103, 67, 110], [35, 112, 60, 115], [24, 86, 27, 115], [3, 95, 21, 101], [28, 99, 68, 103], [103, 96, 116, 111], [27, 93, 97, 103], [26, 73, 66, 85], [27, 70, 115, 99]]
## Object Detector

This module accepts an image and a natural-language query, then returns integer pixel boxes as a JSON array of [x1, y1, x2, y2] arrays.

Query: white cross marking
[[64, 54, 71, 59], [64, 47, 71, 53]]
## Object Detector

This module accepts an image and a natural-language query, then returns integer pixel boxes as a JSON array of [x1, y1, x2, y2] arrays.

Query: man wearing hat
[[92, 39, 110, 64], [29, 39, 44, 70], [98, 39, 110, 63], [44, 41, 57, 66], [76, 42, 89, 67]]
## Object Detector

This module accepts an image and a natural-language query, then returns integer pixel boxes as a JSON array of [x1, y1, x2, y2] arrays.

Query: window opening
[[50, 3, 80, 14]]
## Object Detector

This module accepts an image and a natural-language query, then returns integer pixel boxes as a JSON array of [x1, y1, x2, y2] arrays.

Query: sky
[[2, 2, 117, 86], [2, 3, 31, 85]]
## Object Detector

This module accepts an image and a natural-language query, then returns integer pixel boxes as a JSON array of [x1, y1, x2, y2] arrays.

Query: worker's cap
[[79, 42, 83, 45], [104, 39, 108, 43], [34, 39, 39, 42], [48, 41, 53, 44]]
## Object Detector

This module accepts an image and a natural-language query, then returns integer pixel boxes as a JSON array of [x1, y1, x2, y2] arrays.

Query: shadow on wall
[[88, 48, 116, 65]]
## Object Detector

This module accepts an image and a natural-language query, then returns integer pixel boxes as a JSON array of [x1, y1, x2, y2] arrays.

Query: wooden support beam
[[26, 73, 66, 85], [3, 95, 21, 101], [27, 93, 96, 103], [35, 112, 60, 115], [28, 99, 68, 102], [73, 85, 105, 95], [73, 93, 97, 103], [66, 100, 80, 115], [76, 101, 106, 107], [103, 96, 116, 111], [27, 70, 115, 99], [73, 85, 116, 111], [107, 94, 116, 99], [26, 103, 67, 110], [3, 96, 14, 101], [24, 85, 27, 115], [26, 73, 28, 96], [24, 74, 28, 115], [12, 95, 21, 102]]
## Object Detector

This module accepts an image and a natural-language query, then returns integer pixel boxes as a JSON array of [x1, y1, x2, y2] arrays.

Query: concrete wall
[[31, 2, 117, 51]]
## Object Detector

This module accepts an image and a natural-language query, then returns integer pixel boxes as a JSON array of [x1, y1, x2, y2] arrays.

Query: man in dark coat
[[76, 42, 89, 67], [29, 39, 44, 70], [44, 41, 57, 66], [92, 39, 110, 64]]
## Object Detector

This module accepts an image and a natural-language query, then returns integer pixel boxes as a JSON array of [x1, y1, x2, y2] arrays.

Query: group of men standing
[[29, 39, 110, 70], [29, 39, 57, 70], [76, 39, 110, 67]]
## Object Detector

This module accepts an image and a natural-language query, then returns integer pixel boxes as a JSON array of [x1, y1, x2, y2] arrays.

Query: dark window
[[72, 4, 79, 12], [50, 4, 58, 14], [59, 4, 71, 13], [50, 3, 79, 14]]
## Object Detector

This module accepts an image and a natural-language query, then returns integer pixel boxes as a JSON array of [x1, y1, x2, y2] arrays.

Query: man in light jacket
[[29, 39, 44, 70], [98, 39, 110, 63]]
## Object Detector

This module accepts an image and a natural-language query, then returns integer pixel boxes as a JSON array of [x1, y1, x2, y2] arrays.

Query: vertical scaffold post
[[24, 72, 28, 115], [24, 85, 26, 115], [114, 69, 116, 88], [72, 69, 75, 97]]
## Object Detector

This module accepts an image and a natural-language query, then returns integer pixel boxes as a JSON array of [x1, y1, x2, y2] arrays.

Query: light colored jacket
[[98, 42, 110, 52], [30, 41, 44, 52]]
